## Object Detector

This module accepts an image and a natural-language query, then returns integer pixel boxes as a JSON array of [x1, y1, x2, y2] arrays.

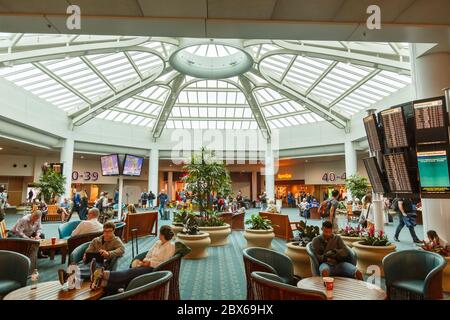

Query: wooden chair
[[123, 211, 158, 243], [218, 212, 245, 230], [0, 220, 8, 239], [0, 238, 40, 274], [251, 271, 327, 300], [101, 271, 172, 300], [67, 231, 103, 263], [42, 205, 63, 222], [259, 212, 299, 241]]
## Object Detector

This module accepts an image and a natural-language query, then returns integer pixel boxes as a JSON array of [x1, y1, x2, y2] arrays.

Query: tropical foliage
[[35, 168, 66, 202], [245, 214, 273, 230], [345, 174, 369, 200], [292, 221, 320, 247]]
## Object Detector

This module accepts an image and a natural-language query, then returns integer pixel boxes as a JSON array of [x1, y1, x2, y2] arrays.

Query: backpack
[[149, 192, 155, 200], [319, 199, 331, 218], [141, 192, 148, 200], [96, 197, 104, 212]]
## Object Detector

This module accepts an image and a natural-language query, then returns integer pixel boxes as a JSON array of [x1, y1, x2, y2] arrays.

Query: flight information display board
[[363, 114, 382, 152], [363, 157, 386, 193], [417, 150, 450, 195], [383, 153, 413, 194], [413, 96, 448, 145], [381, 107, 409, 149]]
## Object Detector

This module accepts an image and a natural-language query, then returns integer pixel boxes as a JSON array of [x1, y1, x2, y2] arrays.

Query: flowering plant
[[421, 243, 450, 257], [339, 225, 363, 237], [360, 227, 391, 246]]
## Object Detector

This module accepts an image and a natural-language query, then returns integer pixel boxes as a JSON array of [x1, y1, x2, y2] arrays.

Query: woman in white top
[[359, 194, 374, 229], [89, 225, 175, 292]]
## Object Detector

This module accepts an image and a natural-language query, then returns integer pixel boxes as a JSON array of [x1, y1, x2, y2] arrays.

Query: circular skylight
[[169, 43, 253, 80]]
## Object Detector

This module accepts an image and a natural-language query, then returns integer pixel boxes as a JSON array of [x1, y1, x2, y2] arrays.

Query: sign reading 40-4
[[72, 171, 99, 181], [322, 172, 346, 182]]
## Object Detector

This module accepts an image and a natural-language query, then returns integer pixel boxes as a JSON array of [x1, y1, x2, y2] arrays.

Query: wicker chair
[[383, 250, 447, 300], [251, 271, 327, 300], [243, 247, 301, 300], [0, 250, 31, 299], [130, 241, 191, 300], [0, 238, 40, 274], [101, 271, 173, 300], [67, 231, 103, 263], [306, 242, 357, 277]]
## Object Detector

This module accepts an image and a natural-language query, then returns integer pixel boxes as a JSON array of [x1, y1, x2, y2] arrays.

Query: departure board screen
[[363, 114, 382, 152], [417, 150, 450, 194], [383, 153, 413, 193], [381, 107, 409, 149], [363, 157, 386, 193], [413, 96, 448, 145]]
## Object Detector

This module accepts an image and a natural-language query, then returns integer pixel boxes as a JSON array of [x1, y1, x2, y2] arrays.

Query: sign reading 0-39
[[72, 171, 99, 181]]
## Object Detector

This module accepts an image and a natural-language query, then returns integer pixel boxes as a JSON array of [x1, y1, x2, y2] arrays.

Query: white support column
[[60, 135, 74, 201], [410, 45, 450, 244], [251, 171, 258, 201], [265, 140, 275, 201], [167, 171, 173, 201], [344, 138, 357, 200], [118, 176, 123, 221], [148, 148, 159, 195]]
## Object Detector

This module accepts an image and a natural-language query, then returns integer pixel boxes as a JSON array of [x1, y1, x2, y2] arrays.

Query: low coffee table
[[39, 239, 68, 264], [3, 280, 103, 300]]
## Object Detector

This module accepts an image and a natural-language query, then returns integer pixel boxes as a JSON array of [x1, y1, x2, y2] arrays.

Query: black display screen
[[363, 114, 382, 152], [413, 96, 448, 145], [363, 157, 386, 194], [381, 107, 409, 149], [383, 153, 413, 193]]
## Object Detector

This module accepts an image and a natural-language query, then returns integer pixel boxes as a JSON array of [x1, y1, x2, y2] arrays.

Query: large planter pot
[[244, 228, 275, 249], [199, 224, 231, 246], [285, 242, 312, 278], [177, 232, 211, 259], [443, 257, 450, 293], [171, 224, 184, 237], [339, 235, 363, 248], [352, 241, 396, 277]]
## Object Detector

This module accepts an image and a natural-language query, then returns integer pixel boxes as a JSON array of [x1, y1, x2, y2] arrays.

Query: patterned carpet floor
[[4, 208, 428, 300]]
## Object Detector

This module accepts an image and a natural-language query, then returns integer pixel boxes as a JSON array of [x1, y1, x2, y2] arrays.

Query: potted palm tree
[[176, 214, 211, 259], [244, 214, 275, 248], [182, 147, 232, 246], [352, 227, 396, 277], [285, 221, 320, 277], [34, 168, 66, 203]]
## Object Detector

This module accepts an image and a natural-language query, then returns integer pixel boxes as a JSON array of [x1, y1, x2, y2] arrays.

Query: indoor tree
[[345, 174, 369, 200], [35, 168, 66, 203], [182, 147, 231, 217]]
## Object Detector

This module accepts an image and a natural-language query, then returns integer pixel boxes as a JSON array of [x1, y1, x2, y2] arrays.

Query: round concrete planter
[[199, 224, 231, 246], [352, 241, 396, 277], [285, 242, 312, 278], [244, 228, 275, 249], [339, 235, 363, 248], [176, 232, 211, 259], [171, 224, 184, 237], [443, 257, 450, 293]]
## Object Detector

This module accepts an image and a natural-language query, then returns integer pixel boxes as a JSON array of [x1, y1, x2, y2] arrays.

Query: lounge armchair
[[306, 242, 357, 277], [0, 250, 30, 299]]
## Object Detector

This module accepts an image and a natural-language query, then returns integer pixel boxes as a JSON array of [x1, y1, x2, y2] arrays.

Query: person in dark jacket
[[393, 197, 421, 243], [158, 190, 168, 219], [310, 221, 363, 280]]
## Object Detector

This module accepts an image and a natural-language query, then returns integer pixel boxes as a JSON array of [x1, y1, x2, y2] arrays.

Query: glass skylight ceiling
[[0, 34, 412, 132]]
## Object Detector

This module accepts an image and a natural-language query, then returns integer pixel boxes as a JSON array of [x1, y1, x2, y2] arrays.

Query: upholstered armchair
[[243, 247, 300, 299], [306, 242, 357, 277], [383, 250, 447, 300], [0, 250, 30, 299], [67, 231, 103, 262], [0, 238, 40, 274], [101, 271, 173, 300], [251, 271, 327, 300], [58, 220, 82, 239]]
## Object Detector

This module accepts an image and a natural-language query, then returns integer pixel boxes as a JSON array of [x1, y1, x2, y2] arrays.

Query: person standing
[[140, 191, 148, 209], [148, 191, 155, 209], [158, 190, 168, 219], [259, 191, 267, 212], [393, 197, 421, 243], [113, 189, 119, 205], [72, 190, 81, 218], [79, 190, 89, 220], [326, 190, 340, 233], [27, 189, 34, 204]]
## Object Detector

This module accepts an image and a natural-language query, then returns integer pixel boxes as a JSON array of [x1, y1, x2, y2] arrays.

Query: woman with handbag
[[359, 194, 374, 229]]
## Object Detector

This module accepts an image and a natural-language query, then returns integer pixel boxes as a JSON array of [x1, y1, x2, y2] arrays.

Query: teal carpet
[[3, 208, 431, 300]]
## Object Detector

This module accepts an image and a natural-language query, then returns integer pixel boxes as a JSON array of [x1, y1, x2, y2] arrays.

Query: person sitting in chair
[[310, 220, 363, 280], [71, 208, 103, 236], [58, 221, 124, 283], [9, 211, 48, 258]]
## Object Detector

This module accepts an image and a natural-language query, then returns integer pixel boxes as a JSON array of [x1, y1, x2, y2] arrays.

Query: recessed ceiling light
[[0, 147, 3, 150], [80, 155, 84, 159]]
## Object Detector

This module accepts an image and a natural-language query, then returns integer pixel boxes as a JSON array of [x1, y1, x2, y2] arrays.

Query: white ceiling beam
[[110, 107, 157, 119], [239, 75, 271, 140], [152, 73, 185, 139], [32, 62, 92, 104], [253, 68, 348, 129], [266, 109, 311, 121], [279, 55, 297, 83], [305, 61, 338, 96], [124, 51, 144, 80], [71, 66, 171, 126], [80, 56, 116, 92], [133, 95, 164, 105], [8, 33, 23, 53], [329, 69, 382, 107]]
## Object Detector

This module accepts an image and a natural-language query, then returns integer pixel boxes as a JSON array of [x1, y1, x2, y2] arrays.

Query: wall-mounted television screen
[[363, 157, 387, 194], [383, 153, 413, 194], [417, 150, 450, 195], [363, 114, 382, 152], [381, 107, 409, 149], [123, 154, 144, 176], [100, 154, 120, 176], [413, 96, 448, 145]]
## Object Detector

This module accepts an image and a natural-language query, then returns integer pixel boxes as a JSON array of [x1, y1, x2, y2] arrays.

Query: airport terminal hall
[[0, 0, 449, 304]]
